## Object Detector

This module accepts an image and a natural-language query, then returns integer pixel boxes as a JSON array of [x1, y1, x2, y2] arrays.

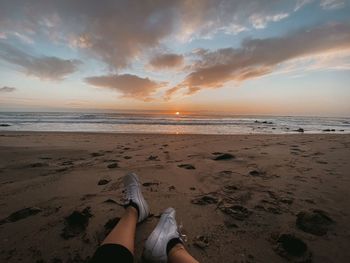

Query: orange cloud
[[85, 74, 165, 101], [0, 0, 308, 70], [167, 22, 350, 98], [149, 53, 184, 70]]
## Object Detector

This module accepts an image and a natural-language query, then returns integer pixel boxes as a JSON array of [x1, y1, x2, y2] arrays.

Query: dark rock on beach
[[254, 120, 273, 124], [0, 124, 11, 127], [213, 153, 235, 160], [295, 128, 304, 133], [296, 210, 334, 236]]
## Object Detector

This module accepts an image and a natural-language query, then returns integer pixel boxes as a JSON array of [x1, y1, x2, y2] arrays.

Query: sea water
[[0, 111, 349, 134]]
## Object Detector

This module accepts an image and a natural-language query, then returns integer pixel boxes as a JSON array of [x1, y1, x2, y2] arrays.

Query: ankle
[[168, 243, 199, 263], [126, 204, 138, 217], [167, 241, 185, 257], [125, 201, 139, 216]]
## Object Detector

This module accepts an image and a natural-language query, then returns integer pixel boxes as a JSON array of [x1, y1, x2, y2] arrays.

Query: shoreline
[[1, 130, 349, 136], [1, 132, 350, 262], [1, 112, 349, 135]]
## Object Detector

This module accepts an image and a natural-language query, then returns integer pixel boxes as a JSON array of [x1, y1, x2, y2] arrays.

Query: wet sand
[[0, 132, 349, 262]]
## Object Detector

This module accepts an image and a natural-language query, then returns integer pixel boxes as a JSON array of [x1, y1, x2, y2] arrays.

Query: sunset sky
[[0, 0, 349, 116]]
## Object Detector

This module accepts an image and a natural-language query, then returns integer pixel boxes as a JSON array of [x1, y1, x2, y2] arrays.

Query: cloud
[[164, 86, 182, 100], [1, 0, 348, 101], [249, 13, 289, 29], [85, 74, 164, 101], [175, 0, 295, 41], [0, 42, 81, 80], [168, 22, 350, 97], [320, 0, 346, 10], [294, 0, 314, 11], [0, 1, 298, 70], [0, 86, 16, 92], [149, 53, 184, 70], [223, 24, 248, 35], [294, 0, 346, 12]]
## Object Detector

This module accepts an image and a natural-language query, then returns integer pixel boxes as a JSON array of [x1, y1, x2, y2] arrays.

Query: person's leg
[[143, 207, 200, 263], [90, 173, 150, 263], [168, 243, 199, 263], [90, 206, 137, 263], [102, 206, 138, 253]]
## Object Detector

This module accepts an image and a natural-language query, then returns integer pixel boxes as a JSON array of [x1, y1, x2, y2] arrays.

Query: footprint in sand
[[274, 233, 312, 262], [191, 195, 218, 205], [98, 179, 111, 185], [61, 207, 92, 239], [91, 152, 104, 157], [142, 182, 159, 187], [212, 153, 235, 160], [107, 162, 119, 169], [27, 162, 49, 168], [148, 155, 159, 161], [220, 205, 252, 221], [60, 160, 74, 166], [249, 170, 264, 177], [0, 207, 42, 225], [193, 235, 210, 249], [178, 164, 195, 170], [296, 210, 334, 236]]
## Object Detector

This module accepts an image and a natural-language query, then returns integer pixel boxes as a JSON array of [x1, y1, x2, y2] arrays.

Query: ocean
[[0, 112, 349, 134]]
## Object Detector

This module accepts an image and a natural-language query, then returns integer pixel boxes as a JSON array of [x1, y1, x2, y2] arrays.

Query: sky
[[0, 0, 349, 116]]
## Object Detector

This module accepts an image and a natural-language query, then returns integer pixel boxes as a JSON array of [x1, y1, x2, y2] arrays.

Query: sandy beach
[[0, 131, 349, 262]]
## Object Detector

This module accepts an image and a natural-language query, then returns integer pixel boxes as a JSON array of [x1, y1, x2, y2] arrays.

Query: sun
[[175, 111, 180, 115]]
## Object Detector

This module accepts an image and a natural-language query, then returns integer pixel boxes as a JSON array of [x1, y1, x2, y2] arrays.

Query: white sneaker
[[123, 172, 149, 222], [143, 207, 182, 263]]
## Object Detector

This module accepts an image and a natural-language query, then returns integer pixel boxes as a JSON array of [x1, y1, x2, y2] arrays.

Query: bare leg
[[102, 206, 138, 254], [168, 243, 199, 263]]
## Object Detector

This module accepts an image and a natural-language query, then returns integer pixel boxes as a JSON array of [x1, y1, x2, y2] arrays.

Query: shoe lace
[[178, 222, 188, 242], [124, 184, 138, 202]]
